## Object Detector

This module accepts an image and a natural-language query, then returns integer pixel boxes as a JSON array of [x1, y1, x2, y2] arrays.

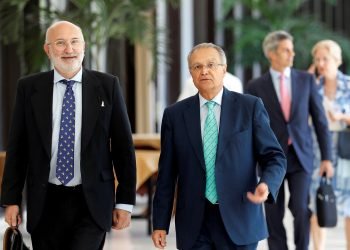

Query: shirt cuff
[[115, 204, 133, 213]]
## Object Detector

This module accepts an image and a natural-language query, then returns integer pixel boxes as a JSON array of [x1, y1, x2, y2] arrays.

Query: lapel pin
[[101, 101, 105, 107]]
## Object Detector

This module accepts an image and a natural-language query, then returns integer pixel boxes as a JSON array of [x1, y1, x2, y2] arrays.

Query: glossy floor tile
[[0, 192, 347, 249]]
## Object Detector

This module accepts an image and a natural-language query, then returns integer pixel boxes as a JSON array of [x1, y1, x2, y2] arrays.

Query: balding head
[[45, 21, 84, 44]]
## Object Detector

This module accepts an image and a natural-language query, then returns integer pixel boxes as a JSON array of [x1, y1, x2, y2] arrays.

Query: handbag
[[316, 175, 337, 227], [338, 129, 350, 159], [3, 227, 30, 250]]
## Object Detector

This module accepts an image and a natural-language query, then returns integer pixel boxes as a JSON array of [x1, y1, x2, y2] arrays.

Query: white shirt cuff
[[115, 204, 133, 213]]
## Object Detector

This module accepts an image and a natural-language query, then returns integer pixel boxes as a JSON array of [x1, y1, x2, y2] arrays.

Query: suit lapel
[[81, 69, 101, 153], [184, 96, 206, 169], [31, 71, 54, 157], [267, 73, 284, 116], [216, 89, 240, 161], [290, 69, 299, 120], [263, 72, 287, 122]]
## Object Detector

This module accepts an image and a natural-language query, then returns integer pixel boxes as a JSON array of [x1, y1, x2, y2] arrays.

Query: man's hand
[[4, 205, 21, 227], [319, 160, 334, 178], [247, 182, 269, 204], [112, 208, 131, 230], [152, 230, 167, 249]]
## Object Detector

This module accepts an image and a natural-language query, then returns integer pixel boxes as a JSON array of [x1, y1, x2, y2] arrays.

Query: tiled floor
[[0, 194, 347, 250], [102, 212, 347, 250]]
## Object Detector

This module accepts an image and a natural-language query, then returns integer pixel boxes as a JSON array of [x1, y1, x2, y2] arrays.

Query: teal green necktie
[[203, 101, 218, 204]]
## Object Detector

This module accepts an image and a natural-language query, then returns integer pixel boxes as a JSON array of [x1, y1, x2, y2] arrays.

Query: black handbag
[[316, 175, 337, 228], [338, 129, 350, 159], [3, 227, 30, 250]]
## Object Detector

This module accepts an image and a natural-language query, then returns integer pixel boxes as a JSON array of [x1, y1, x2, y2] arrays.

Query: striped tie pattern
[[203, 101, 218, 204], [56, 80, 75, 185]]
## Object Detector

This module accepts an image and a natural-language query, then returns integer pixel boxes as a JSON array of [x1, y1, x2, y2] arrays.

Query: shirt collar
[[269, 67, 291, 80], [199, 87, 224, 107], [319, 70, 349, 92], [53, 67, 83, 84]]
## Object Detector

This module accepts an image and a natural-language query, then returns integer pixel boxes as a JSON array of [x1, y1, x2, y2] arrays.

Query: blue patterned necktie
[[203, 101, 218, 204], [56, 80, 75, 185]]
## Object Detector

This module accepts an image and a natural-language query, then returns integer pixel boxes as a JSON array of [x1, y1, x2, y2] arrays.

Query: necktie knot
[[61, 79, 75, 89], [206, 101, 216, 111]]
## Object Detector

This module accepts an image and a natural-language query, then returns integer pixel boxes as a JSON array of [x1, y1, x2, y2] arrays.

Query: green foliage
[[55, 0, 159, 70], [0, 0, 28, 44], [0, 0, 52, 73], [64, 0, 156, 48], [222, 0, 350, 71], [0, 0, 177, 74]]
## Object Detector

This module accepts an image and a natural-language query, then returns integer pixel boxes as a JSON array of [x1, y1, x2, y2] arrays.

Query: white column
[[214, 0, 224, 46], [156, 0, 168, 131], [233, 3, 244, 82], [180, 0, 194, 90]]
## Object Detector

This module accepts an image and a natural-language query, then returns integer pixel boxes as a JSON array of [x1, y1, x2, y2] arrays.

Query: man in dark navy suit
[[151, 43, 287, 250], [246, 30, 334, 250]]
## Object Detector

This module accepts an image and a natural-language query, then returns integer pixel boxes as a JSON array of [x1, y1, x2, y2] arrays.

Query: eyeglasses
[[47, 39, 84, 50], [190, 62, 225, 72]]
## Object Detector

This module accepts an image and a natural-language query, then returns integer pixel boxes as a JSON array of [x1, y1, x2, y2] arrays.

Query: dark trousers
[[31, 184, 106, 250], [265, 145, 312, 250], [189, 200, 258, 250]]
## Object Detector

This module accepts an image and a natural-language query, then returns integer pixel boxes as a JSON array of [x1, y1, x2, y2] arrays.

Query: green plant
[[0, 0, 52, 74], [0, 0, 178, 74], [222, 0, 350, 72], [59, 0, 158, 70]]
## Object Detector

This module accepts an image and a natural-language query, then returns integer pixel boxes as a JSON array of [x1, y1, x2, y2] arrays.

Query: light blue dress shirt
[[49, 68, 132, 212], [199, 88, 223, 140], [270, 67, 292, 102]]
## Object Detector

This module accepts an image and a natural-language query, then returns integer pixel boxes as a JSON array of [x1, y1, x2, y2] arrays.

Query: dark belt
[[48, 183, 82, 192], [205, 199, 219, 206]]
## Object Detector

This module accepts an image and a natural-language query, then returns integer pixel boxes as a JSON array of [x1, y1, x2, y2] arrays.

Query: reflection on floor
[[0, 194, 347, 250]]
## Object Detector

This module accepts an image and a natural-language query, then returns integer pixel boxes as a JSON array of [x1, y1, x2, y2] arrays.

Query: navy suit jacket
[[0, 69, 136, 233], [152, 88, 286, 249], [246, 69, 332, 173]]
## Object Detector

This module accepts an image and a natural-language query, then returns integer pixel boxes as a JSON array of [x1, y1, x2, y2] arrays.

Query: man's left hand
[[247, 182, 269, 204]]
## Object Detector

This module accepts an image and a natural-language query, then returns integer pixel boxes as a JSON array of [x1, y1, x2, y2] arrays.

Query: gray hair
[[262, 30, 293, 58], [187, 43, 227, 67]]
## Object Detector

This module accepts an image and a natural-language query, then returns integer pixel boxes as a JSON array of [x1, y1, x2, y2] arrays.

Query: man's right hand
[[4, 205, 21, 227], [152, 229, 167, 249]]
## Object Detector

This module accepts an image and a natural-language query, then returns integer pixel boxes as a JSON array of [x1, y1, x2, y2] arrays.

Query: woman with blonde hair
[[309, 39, 350, 250]]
